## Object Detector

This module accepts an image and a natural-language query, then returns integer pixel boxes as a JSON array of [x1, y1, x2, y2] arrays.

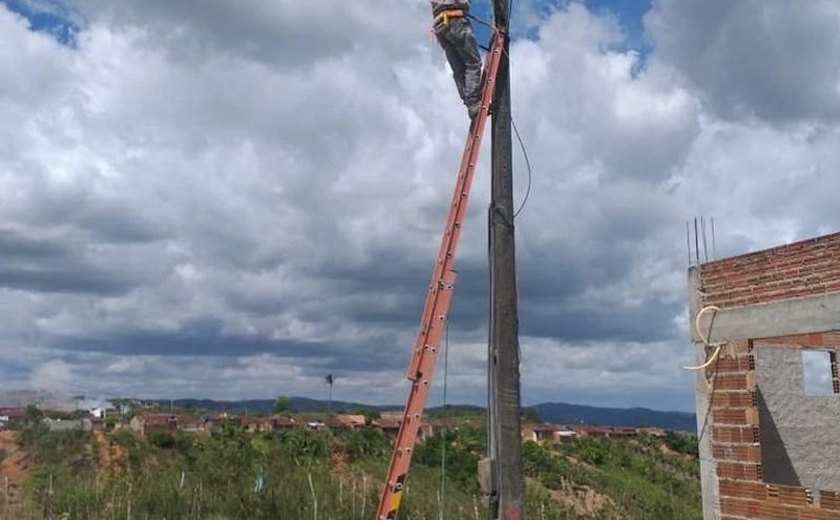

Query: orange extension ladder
[[376, 28, 506, 520]]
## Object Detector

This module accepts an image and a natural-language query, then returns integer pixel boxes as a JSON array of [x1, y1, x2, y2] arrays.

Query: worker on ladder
[[431, 0, 483, 119]]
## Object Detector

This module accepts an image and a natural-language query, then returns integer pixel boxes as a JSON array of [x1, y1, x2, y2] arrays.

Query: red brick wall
[[697, 233, 840, 517], [700, 232, 840, 308], [709, 338, 840, 519]]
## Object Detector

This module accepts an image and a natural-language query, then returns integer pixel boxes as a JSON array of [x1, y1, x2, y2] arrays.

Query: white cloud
[[0, 1, 837, 412], [646, 0, 840, 123], [29, 359, 74, 393]]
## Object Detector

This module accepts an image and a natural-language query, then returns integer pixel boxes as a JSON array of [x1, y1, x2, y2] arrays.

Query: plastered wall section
[[755, 344, 840, 493]]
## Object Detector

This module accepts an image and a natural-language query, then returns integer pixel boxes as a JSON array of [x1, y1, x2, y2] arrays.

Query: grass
[[8, 412, 701, 519]]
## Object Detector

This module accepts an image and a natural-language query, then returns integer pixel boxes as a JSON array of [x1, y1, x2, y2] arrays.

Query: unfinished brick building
[[689, 231, 840, 520]]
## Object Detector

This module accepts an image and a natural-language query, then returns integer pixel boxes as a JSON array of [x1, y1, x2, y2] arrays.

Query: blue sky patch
[[470, 0, 652, 60], [582, 0, 652, 56], [1, 0, 82, 46]]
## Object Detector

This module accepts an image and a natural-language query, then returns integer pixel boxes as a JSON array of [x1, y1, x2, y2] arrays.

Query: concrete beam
[[692, 290, 840, 344]]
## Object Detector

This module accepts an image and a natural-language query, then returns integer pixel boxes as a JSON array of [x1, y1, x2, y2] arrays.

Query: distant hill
[[144, 397, 402, 415], [139, 397, 695, 431], [535, 402, 696, 432]]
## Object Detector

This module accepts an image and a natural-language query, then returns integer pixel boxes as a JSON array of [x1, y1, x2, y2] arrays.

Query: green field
[[2, 408, 700, 520]]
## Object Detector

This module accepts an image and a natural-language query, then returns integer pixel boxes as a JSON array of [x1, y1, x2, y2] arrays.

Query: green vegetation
[[273, 395, 290, 415], [662, 429, 699, 456], [522, 432, 701, 519], [8, 411, 700, 519], [522, 406, 542, 423], [414, 427, 485, 494]]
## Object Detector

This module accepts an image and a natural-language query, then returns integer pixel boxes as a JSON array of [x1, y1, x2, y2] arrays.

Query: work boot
[[468, 102, 481, 119]]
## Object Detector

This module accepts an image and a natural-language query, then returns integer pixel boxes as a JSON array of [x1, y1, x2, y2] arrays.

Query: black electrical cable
[[473, 7, 532, 218], [511, 117, 532, 218], [438, 320, 449, 519]]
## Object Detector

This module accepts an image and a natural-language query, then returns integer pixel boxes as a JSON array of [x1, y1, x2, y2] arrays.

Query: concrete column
[[689, 266, 721, 520]]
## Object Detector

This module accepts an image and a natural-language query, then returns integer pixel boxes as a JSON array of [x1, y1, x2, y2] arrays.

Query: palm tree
[[325, 374, 335, 413]]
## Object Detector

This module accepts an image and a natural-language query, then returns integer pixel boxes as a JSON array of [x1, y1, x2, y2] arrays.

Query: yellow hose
[[683, 305, 721, 371]]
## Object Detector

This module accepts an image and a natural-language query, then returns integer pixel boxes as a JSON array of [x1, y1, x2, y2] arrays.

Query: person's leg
[[435, 26, 467, 104], [450, 19, 482, 106]]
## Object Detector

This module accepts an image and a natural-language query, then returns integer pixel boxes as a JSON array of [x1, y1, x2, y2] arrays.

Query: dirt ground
[[0, 430, 28, 519], [94, 430, 126, 474], [543, 478, 616, 517]]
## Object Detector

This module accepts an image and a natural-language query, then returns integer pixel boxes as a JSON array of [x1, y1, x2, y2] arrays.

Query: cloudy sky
[[1, 0, 838, 412]]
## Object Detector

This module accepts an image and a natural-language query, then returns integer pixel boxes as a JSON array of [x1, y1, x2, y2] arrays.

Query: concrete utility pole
[[488, 0, 525, 518]]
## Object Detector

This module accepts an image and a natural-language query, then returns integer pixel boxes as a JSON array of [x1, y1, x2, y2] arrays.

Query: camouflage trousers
[[434, 17, 482, 106]]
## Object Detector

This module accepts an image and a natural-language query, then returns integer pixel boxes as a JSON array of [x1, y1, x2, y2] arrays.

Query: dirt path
[[94, 430, 126, 474], [0, 430, 28, 519]]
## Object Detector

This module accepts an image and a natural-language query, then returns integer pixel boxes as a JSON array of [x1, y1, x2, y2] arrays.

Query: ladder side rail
[[406, 31, 504, 380], [407, 84, 492, 375], [404, 31, 504, 390], [376, 31, 505, 520], [405, 138, 479, 379], [402, 30, 504, 411]]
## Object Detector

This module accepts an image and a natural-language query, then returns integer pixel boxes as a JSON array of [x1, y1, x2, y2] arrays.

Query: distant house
[[555, 429, 577, 443], [418, 421, 434, 442], [373, 414, 433, 441], [202, 416, 219, 434], [220, 414, 243, 428], [533, 425, 560, 442], [574, 425, 611, 438], [305, 419, 327, 432], [0, 408, 26, 429], [242, 416, 275, 433], [521, 425, 537, 442], [44, 418, 92, 432], [107, 402, 131, 416], [179, 416, 206, 434], [325, 414, 366, 429], [130, 413, 179, 436], [0, 408, 24, 429], [240, 417, 257, 433], [373, 415, 401, 438], [571, 425, 637, 439], [610, 427, 638, 438], [273, 416, 300, 431], [522, 424, 577, 443], [638, 427, 666, 438]]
